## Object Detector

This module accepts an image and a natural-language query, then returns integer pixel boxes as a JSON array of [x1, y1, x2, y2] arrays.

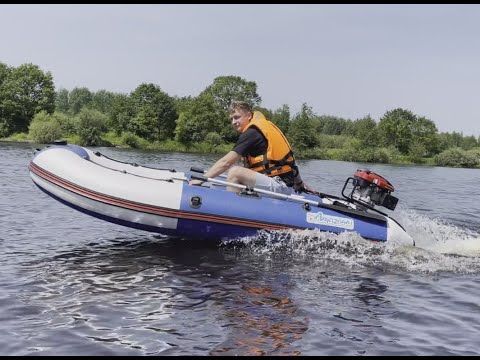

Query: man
[[189, 100, 310, 195]]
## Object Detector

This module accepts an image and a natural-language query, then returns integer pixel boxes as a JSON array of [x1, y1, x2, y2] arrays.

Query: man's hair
[[229, 100, 252, 114]]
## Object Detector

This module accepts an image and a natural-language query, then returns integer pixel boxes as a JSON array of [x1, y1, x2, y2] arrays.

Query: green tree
[[271, 104, 291, 134], [69, 87, 93, 114], [287, 103, 318, 152], [55, 88, 70, 113], [174, 94, 225, 145], [350, 115, 379, 147], [449, 131, 464, 147], [128, 83, 177, 141], [91, 89, 116, 114], [378, 108, 416, 154], [107, 93, 132, 135], [173, 95, 193, 114], [0, 63, 55, 136], [437, 132, 458, 152], [460, 135, 478, 151], [0, 62, 13, 136], [200, 75, 261, 111], [320, 115, 350, 135], [0, 62, 9, 82], [414, 116, 439, 156]]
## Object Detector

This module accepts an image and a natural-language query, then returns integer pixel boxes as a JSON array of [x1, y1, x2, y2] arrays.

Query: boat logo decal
[[306, 212, 354, 230]]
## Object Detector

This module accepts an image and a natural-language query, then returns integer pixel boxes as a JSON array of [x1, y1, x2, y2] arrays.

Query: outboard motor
[[342, 169, 398, 211]]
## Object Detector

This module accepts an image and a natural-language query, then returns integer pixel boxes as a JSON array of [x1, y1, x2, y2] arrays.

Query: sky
[[1, 4, 479, 137]]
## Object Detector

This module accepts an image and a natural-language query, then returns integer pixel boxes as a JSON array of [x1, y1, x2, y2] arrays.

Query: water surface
[[2, 141, 480, 355]]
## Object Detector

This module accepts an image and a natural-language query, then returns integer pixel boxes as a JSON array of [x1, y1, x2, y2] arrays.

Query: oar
[[190, 174, 323, 208]]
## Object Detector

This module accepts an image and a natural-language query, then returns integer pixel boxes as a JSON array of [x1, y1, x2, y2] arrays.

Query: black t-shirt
[[232, 127, 295, 186], [232, 127, 267, 157]]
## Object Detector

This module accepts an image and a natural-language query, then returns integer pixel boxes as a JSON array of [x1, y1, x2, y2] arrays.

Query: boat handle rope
[[85, 157, 188, 183], [93, 151, 177, 172]]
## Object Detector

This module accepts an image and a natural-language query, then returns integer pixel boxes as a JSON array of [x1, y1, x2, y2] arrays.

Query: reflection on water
[[210, 281, 307, 356], [18, 236, 309, 355]]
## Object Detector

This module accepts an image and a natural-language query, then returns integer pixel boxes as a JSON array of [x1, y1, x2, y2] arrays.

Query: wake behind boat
[[28, 143, 415, 246]]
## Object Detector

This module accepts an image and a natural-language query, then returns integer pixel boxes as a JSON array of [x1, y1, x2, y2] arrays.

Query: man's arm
[[204, 151, 241, 178], [189, 151, 241, 185]]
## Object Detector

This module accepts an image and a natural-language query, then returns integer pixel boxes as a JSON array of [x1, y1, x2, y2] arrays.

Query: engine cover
[[343, 169, 398, 211]]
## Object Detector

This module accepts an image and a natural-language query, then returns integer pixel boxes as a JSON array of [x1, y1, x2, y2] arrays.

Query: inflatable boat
[[28, 143, 415, 246]]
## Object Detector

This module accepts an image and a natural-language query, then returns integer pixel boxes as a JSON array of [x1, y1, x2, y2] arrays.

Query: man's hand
[[189, 179, 204, 186], [293, 181, 305, 194], [294, 180, 314, 194]]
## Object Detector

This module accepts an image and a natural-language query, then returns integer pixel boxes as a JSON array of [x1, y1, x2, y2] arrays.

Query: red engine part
[[354, 170, 394, 192]]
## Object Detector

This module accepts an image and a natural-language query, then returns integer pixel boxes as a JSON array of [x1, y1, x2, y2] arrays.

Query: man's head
[[229, 100, 253, 133]]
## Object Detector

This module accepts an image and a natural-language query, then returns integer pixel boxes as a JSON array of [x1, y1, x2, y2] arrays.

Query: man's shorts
[[254, 173, 293, 195]]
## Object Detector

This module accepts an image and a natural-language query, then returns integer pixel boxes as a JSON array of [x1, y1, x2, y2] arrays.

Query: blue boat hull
[[28, 144, 414, 245]]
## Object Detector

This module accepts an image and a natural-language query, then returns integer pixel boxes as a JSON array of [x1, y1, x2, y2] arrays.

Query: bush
[[28, 111, 64, 143], [316, 133, 350, 149], [301, 146, 328, 159], [121, 131, 140, 148], [205, 132, 222, 146], [435, 147, 479, 168], [148, 139, 187, 152], [363, 147, 392, 164], [334, 139, 397, 164], [467, 147, 480, 160], [74, 108, 107, 146], [203, 132, 224, 152], [57, 112, 76, 136], [29, 120, 64, 144]]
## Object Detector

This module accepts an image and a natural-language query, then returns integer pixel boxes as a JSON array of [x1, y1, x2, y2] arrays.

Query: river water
[[2, 141, 480, 355]]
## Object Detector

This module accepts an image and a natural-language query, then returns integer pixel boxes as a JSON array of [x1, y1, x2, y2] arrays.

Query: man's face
[[230, 109, 251, 133]]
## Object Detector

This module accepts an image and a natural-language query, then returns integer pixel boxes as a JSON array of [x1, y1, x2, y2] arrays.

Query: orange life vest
[[242, 111, 298, 177]]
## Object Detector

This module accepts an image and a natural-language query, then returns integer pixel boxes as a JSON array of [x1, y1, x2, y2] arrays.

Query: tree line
[[1, 61, 479, 168]]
